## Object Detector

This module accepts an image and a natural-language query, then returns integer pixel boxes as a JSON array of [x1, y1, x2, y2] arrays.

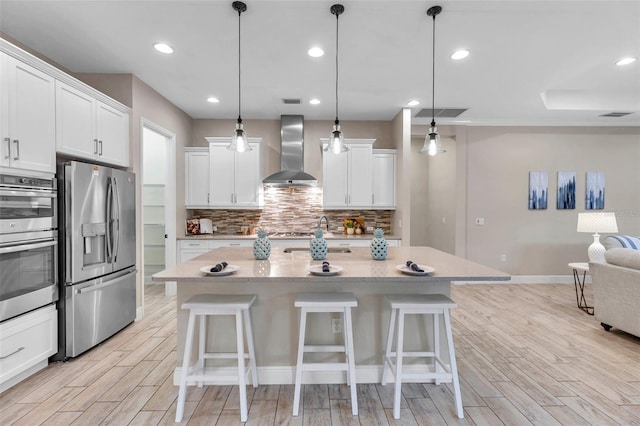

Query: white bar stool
[[175, 294, 258, 423], [381, 294, 463, 420], [293, 292, 358, 417]]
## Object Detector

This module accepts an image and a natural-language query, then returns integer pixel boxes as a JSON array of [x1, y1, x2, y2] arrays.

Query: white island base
[[152, 246, 509, 385]]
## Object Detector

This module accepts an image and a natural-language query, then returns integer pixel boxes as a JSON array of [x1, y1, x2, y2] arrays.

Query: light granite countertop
[[152, 246, 509, 283], [177, 233, 401, 241]]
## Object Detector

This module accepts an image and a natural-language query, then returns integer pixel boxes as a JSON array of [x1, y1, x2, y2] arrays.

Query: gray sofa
[[589, 248, 640, 337]]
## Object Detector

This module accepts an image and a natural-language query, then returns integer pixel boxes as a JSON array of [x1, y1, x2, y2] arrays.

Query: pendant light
[[325, 4, 349, 154], [420, 5, 445, 156], [228, 1, 252, 152]]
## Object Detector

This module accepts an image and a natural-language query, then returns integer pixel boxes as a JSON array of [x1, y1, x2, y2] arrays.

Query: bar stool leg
[[393, 309, 405, 420], [176, 310, 196, 422], [433, 312, 441, 385], [293, 308, 307, 416], [197, 315, 206, 387], [381, 307, 396, 386], [342, 309, 350, 387], [243, 308, 259, 388], [444, 309, 463, 419], [344, 307, 358, 415], [235, 310, 248, 422]]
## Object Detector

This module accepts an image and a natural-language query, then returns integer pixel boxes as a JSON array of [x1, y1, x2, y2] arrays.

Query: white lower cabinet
[[179, 239, 253, 262], [179, 240, 210, 262], [0, 304, 57, 392], [179, 238, 400, 263], [328, 238, 400, 248]]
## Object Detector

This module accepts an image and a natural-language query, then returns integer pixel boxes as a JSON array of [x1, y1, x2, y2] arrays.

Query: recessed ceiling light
[[308, 47, 324, 58], [154, 43, 174, 54], [309, 98, 321, 105], [207, 97, 219, 103], [407, 100, 420, 106], [616, 56, 636, 66], [451, 49, 469, 60]]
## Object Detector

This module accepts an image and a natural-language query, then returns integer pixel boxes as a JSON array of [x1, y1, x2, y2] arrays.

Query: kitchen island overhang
[[153, 246, 509, 385]]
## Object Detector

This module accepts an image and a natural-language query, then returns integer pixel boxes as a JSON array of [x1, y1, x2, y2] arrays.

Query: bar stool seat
[[175, 294, 258, 423], [293, 292, 358, 416], [381, 294, 463, 419]]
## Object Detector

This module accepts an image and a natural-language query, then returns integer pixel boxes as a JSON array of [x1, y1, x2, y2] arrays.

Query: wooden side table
[[568, 262, 593, 315]]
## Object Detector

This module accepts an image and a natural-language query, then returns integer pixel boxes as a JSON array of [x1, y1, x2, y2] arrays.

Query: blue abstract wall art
[[557, 171, 576, 209], [586, 171, 605, 210], [529, 171, 548, 210]]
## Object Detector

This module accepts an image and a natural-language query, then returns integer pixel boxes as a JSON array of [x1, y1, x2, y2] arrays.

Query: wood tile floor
[[1, 283, 639, 425]]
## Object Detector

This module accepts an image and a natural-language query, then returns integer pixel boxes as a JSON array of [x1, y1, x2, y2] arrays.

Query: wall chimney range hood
[[263, 115, 317, 186]]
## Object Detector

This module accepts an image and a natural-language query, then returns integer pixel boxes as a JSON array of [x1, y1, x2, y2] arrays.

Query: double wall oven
[[0, 173, 58, 322]]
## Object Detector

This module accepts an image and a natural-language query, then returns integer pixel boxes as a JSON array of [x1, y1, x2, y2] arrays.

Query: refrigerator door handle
[[76, 278, 123, 294], [112, 178, 121, 262], [106, 177, 113, 262]]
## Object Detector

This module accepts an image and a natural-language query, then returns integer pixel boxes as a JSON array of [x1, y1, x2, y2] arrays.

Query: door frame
[[140, 118, 177, 302]]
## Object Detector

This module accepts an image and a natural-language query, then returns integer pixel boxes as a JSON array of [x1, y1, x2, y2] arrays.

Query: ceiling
[[1, 0, 639, 126]]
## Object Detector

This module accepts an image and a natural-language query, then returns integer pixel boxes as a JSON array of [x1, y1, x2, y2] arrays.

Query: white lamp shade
[[576, 212, 618, 234]]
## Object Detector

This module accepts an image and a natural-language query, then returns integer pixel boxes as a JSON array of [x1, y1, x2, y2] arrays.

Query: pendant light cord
[[237, 7, 242, 123], [335, 11, 339, 124], [431, 11, 436, 126]]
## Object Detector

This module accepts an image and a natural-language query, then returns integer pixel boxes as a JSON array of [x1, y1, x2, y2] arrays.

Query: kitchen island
[[152, 246, 509, 385]]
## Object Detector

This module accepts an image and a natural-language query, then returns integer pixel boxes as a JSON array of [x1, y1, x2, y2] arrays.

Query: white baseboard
[[453, 274, 589, 285], [172, 364, 451, 386], [135, 306, 144, 321], [0, 360, 48, 393]]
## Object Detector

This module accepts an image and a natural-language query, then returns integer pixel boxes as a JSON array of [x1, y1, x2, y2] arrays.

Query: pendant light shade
[[325, 4, 349, 154], [228, 1, 252, 152], [420, 5, 445, 156]]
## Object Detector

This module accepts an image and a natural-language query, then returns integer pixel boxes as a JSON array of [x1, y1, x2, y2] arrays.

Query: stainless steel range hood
[[263, 115, 317, 186]]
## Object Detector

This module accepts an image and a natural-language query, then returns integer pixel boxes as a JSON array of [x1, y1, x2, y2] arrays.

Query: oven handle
[[0, 189, 56, 198], [0, 239, 57, 254]]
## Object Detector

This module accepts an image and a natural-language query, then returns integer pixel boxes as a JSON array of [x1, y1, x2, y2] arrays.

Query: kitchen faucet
[[317, 215, 330, 231]]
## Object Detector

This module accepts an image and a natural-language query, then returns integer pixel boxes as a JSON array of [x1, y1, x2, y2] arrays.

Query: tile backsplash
[[189, 186, 392, 235]]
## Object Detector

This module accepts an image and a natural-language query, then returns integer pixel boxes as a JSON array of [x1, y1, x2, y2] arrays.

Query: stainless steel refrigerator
[[53, 161, 136, 360]]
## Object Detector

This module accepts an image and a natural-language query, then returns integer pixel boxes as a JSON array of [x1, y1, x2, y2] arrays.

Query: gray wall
[[411, 125, 640, 276]]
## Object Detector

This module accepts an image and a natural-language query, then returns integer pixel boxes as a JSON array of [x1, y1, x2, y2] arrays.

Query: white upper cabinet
[[372, 150, 396, 209], [322, 139, 374, 209], [56, 81, 129, 167], [184, 148, 210, 208], [204, 137, 262, 209], [0, 52, 55, 173]]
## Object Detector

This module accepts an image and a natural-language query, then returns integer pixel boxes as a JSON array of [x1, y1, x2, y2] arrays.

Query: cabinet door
[[1, 55, 55, 173], [96, 101, 129, 167], [322, 150, 349, 208], [234, 143, 261, 207], [209, 144, 235, 207], [347, 144, 373, 207], [55, 81, 97, 160], [372, 152, 396, 209], [185, 150, 210, 207]]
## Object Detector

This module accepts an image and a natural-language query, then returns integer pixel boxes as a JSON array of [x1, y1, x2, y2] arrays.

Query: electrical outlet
[[366, 226, 374, 232], [331, 318, 342, 334]]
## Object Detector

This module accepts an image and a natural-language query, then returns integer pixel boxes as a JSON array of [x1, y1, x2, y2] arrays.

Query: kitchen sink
[[283, 247, 351, 253]]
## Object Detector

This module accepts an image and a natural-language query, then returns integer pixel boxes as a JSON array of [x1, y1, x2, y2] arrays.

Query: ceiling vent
[[415, 108, 468, 118], [282, 98, 302, 105], [599, 112, 633, 117]]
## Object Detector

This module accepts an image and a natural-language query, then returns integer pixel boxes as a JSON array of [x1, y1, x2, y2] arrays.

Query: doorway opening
[[141, 119, 176, 299]]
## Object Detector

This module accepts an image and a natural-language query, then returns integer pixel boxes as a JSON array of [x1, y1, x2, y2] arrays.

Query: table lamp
[[576, 212, 618, 262]]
